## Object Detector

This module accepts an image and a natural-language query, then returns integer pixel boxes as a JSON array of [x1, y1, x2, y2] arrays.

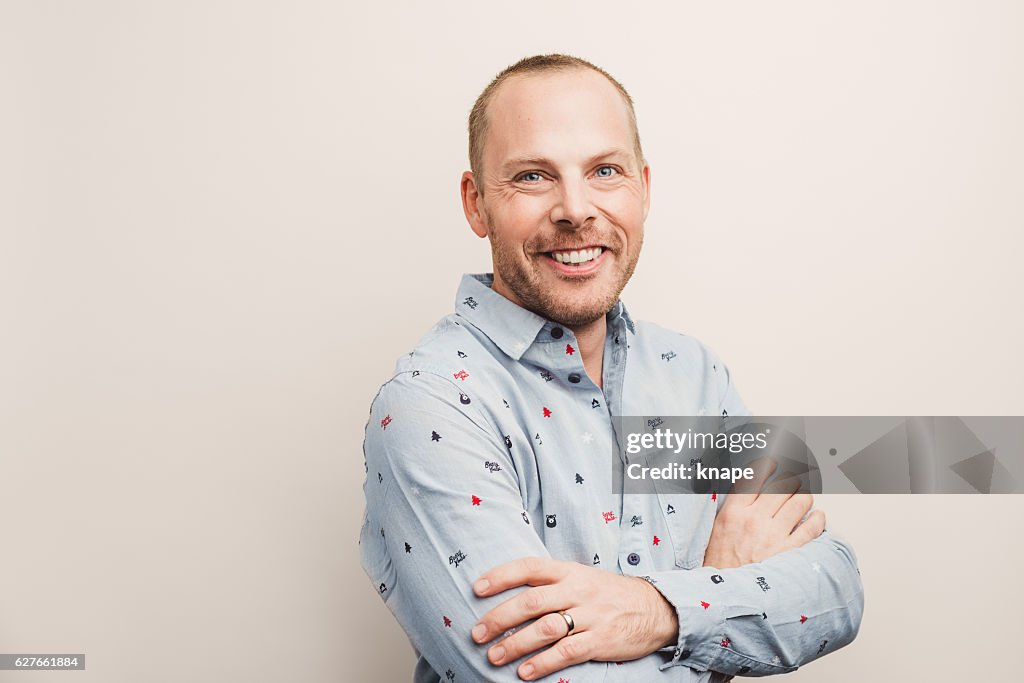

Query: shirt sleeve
[[646, 347, 865, 676], [360, 370, 685, 682], [646, 527, 864, 676]]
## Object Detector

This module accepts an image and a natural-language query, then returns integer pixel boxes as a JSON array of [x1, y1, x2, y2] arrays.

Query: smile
[[548, 246, 603, 266], [543, 246, 608, 276]]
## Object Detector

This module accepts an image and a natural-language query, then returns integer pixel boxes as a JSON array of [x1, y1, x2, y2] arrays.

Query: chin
[[544, 294, 617, 327]]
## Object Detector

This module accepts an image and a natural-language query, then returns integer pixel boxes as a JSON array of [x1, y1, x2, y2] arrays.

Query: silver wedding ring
[[558, 610, 575, 635]]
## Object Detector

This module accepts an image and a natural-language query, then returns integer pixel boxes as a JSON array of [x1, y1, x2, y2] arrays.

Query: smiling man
[[360, 55, 864, 682]]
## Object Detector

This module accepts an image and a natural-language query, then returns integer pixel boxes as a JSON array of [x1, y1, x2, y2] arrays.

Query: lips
[[543, 245, 609, 276], [548, 246, 604, 266]]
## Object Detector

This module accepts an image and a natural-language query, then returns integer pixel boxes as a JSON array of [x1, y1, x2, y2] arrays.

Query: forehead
[[484, 69, 635, 167]]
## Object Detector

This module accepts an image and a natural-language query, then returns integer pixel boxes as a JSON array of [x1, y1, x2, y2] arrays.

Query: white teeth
[[551, 246, 603, 265]]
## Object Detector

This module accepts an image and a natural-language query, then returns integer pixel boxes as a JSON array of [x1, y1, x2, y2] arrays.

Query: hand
[[703, 457, 826, 569], [470, 557, 677, 680]]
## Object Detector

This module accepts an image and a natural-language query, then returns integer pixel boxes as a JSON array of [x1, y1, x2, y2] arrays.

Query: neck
[[569, 315, 607, 390]]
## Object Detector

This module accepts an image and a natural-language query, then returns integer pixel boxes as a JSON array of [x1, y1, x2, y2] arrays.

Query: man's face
[[463, 69, 650, 327]]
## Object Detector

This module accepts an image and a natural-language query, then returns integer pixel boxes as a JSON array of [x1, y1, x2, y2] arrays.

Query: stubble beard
[[487, 221, 642, 327]]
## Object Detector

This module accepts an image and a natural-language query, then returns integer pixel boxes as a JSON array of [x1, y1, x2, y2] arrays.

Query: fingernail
[[489, 645, 505, 663], [519, 663, 534, 679], [474, 579, 490, 595], [472, 623, 487, 642]]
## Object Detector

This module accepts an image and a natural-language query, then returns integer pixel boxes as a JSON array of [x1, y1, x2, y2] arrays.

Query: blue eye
[[596, 166, 618, 178], [518, 171, 543, 182]]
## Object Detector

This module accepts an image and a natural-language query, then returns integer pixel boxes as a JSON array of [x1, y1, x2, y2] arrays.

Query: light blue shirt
[[360, 273, 864, 682]]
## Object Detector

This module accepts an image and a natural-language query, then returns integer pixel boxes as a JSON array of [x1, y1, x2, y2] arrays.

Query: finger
[[773, 492, 814, 531], [475, 585, 566, 644], [518, 631, 595, 681], [788, 509, 826, 547], [727, 457, 777, 502], [475, 556, 566, 597], [751, 475, 801, 516], [486, 610, 578, 666]]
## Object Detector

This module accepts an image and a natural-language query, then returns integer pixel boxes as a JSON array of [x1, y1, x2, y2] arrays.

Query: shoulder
[[386, 312, 495, 380], [633, 319, 731, 372], [631, 319, 746, 412], [365, 314, 501, 440]]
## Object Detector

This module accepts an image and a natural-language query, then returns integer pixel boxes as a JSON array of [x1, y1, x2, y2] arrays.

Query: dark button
[[679, 648, 692, 660], [550, 327, 563, 339], [627, 552, 640, 566], [568, 373, 581, 384]]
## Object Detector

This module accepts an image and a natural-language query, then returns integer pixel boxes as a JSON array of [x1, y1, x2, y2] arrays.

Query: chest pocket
[[655, 493, 715, 569]]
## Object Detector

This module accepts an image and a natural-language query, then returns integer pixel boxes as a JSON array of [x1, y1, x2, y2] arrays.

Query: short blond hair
[[468, 54, 644, 180]]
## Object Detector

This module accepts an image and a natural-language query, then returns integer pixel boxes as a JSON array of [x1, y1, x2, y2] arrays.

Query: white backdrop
[[1, 1, 1022, 681]]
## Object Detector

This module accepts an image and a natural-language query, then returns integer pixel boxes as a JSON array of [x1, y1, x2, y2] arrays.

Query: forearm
[[647, 530, 864, 676], [361, 372, 701, 681], [363, 495, 711, 682]]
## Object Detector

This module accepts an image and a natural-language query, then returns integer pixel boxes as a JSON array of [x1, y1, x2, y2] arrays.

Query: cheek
[[601, 192, 647, 232], [491, 195, 552, 235]]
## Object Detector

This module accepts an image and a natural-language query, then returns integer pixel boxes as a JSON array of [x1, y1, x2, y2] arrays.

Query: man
[[360, 54, 863, 682]]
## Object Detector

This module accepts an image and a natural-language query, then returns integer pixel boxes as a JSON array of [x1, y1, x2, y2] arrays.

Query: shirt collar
[[454, 273, 635, 361]]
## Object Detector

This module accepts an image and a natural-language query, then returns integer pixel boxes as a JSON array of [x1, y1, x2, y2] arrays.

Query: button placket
[[542, 325, 589, 388]]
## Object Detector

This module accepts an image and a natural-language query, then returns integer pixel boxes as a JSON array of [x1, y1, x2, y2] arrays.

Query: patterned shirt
[[360, 273, 864, 683]]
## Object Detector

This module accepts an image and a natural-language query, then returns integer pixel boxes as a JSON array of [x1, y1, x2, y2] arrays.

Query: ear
[[641, 163, 651, 221], [461, 171, 489, 238]]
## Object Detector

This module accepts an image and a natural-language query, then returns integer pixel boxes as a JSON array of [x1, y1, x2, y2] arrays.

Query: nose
[[549, 175, 597, 229]]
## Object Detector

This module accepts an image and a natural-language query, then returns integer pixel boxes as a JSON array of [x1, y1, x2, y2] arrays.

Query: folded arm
[[648, 519, 864, 675], [360, 371, 685, 682]]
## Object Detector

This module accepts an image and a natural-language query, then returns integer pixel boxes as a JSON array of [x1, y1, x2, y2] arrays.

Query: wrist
[[636, 577, 679, 648]]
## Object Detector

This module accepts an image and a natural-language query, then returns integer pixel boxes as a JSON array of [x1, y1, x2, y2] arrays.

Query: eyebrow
[[500, 148, 633, 175]]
